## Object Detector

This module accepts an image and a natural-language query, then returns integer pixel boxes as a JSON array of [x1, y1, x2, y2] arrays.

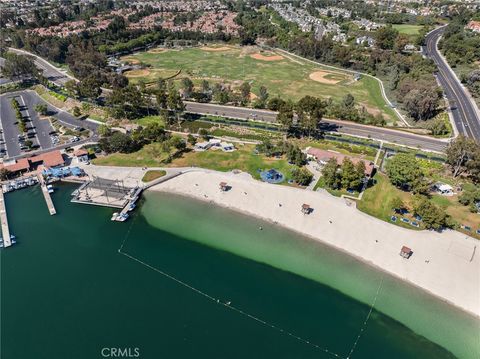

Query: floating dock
[[38, 174, 56, 215], [0, 190, 12, 247]]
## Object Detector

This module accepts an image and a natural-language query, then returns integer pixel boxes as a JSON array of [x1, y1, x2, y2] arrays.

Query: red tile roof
[[29, 150, 65, 168], [0, 150, 65, 173], [0, 158, 29, 173]]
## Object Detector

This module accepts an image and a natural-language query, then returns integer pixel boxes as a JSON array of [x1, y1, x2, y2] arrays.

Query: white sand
[[150, 170, 480, 317]]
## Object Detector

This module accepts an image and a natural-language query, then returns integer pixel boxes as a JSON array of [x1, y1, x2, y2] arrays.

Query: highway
[[186, 102, 448, 152], [424, 27, 480, 141], [4, 48, 449, 153]]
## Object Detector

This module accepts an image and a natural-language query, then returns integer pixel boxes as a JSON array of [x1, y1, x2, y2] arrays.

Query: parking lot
[[0, 90, 98, 159]]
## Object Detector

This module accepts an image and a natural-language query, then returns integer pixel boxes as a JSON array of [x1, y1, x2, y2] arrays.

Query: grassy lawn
[[93, 142, 172, 167], [121, 45, 396, 122], [167, 144, 296, 181], [358, 173, 480, 236], [357, 173, 419, 230], [392, 24, 423, 36], [137, 115, 166, 127], [142, 170, 167, 182]]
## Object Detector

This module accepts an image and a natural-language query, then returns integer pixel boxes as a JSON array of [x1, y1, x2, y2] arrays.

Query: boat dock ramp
[[37, 174, 56, 215], [0, 189, 13, 248]]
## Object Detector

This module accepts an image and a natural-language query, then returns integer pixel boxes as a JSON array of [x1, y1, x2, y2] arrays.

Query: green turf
[[122, 46, 397, 121], [392, 24, 423, 36]]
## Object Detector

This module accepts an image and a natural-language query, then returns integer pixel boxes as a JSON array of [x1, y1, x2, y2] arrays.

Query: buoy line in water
[[117, 216, 383, 359], [345, 276, 384, 359]]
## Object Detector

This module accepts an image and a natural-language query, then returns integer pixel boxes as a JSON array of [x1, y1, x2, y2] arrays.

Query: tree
[[390, 197, 405, 213], [98, 124, 111, 137], [386, 153, 425, 192], [201, 80, 210, 94], [404, 87, 440, 121], [445, 136, 479, 178], [73, 106, 81, 117], [286, 144, 306, 166], [342, 93, 355, 109], [296, 96, 326, 137], [375, 26, 399, 50], [64, 80, 78, 98], [187, 134, 197, 146], [34, 103, 48, 115], [156, 79, 168, 109], [267, 97, 286, 111], [340, 158, 362, 189], [413, 196, 450, 230], [277, 103, 294, 135], [181, 77, 194, 99], [291, 167, 313, 186], [2, 53, 41, 81], [98, 131, 137, 153], [170, 136, 186, 151], [239, 82, 251, 105], [258, 85, 269, 103], [77, 75, 102, 101], [322, 158, 340, 189], [0, 168, 11, 181]]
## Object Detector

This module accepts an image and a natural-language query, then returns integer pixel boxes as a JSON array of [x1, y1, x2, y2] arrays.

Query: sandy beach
[[147, 169, 480, 318]]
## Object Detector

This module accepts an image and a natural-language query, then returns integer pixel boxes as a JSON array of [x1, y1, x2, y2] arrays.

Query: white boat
[[116, 213, 129, 222], [127, 203, 136, 212], [47, 184, 54, 189], [111, 212, 119, 221]]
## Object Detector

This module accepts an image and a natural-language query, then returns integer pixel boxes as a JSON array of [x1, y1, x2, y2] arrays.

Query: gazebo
[[301, 204, 312, 215], [219, 182, 229, 192], [400, 246, 413, 259]]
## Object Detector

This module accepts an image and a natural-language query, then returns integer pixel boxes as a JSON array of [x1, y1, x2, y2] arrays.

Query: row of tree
[[321, 157, 367, 191]]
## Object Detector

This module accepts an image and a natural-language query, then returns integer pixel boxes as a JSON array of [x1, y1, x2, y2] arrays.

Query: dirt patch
[[249, 92, 258, 101], [250, 53, 284, 61], [124, 69, 151, 78], [200, 46, 231, 52], [309, 71, 346, 85], [123, 58, 141, 65], [148, 48, 167, 54]]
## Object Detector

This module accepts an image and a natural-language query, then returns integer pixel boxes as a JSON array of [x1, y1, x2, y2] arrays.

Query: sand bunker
[[309, 71, 346, 85], [201, 46, 231, 52], [124, 69, 151, 78], [123, 58, 141, 65], [250, 53, 284, 61]]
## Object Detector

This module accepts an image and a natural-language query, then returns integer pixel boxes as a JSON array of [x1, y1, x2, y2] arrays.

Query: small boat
[[117, 213, 129, 222], [127, 203, 136, 212], [48, 189, 54, 194], [47, 184, 54, 189], [111, 212, 119, 221]]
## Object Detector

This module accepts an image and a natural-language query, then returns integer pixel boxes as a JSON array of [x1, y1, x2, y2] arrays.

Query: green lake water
[[1, 183, 479, 359]]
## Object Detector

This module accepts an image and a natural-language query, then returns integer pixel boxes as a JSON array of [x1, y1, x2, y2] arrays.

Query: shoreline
[[147, 187, 479, 320], [147, 170, 480, 319]]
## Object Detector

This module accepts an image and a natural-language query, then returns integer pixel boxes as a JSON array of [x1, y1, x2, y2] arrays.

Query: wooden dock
[[38, 174, 56, 215], [0, 190, 12, 247]]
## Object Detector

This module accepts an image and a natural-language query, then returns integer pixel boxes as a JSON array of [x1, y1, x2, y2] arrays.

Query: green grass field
[[392, 24, 423, 36], [122, 46, 397, 122]]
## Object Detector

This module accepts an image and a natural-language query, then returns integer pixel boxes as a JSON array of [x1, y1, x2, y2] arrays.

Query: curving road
[[424, 26, 480, 141]]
